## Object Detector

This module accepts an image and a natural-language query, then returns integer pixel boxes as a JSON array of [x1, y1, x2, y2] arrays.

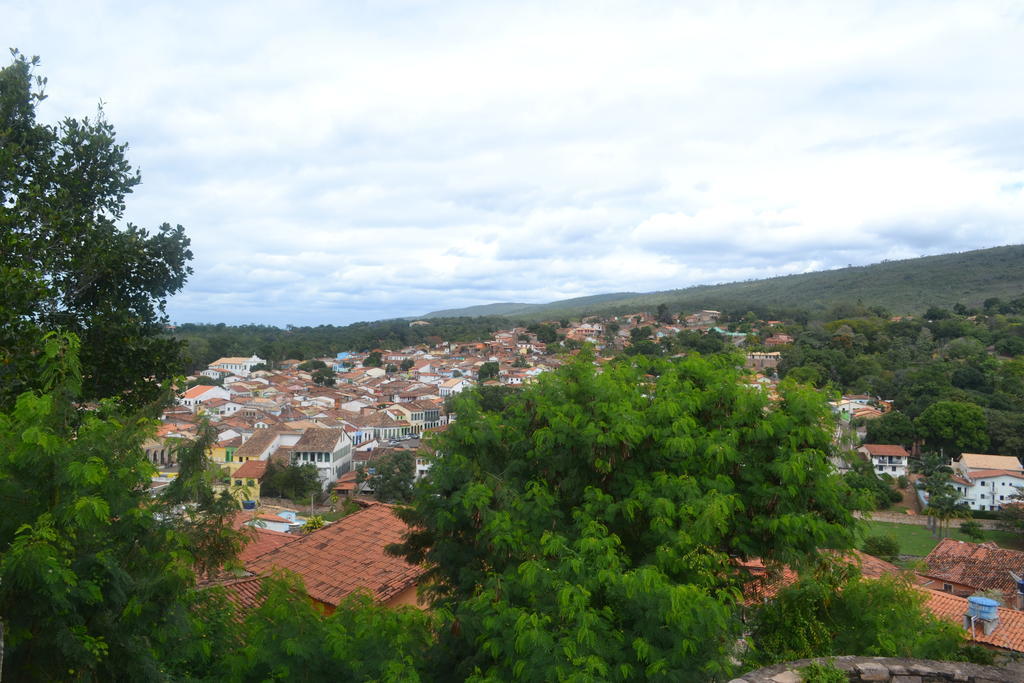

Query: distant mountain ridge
[[422, 244, 1024, 320]]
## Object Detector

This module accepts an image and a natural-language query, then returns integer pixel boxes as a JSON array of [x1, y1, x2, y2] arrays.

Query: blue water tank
[[242, 500, 256, 510], [967, 596, 999, 620]]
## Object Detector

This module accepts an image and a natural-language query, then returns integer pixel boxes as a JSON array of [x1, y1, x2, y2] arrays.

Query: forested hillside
[[423, 244, 1024, 321]]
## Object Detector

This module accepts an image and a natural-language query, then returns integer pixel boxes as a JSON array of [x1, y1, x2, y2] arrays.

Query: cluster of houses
[[156, 315, 1024, 662]]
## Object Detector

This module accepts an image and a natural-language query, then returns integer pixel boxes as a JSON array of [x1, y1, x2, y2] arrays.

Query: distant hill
[[423, 292, 638, 320], [421, 244, 1024, 320]]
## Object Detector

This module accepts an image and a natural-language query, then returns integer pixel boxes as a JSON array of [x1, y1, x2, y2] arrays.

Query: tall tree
[[394, 351, 861, 680], [0, 333, 201, 680], [0, 51, 192, 411], [915, 400, 989, 458]]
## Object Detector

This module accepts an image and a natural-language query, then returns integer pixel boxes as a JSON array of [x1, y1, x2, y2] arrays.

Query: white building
[[951, 453, 1024, 511], [205, 354, 266, 378], [858, 444, 911, 478], [178, 384, 231, 409], [291, 428, 353, 489]]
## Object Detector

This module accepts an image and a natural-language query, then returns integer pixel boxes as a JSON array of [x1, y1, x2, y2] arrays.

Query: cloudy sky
[[6, 1, 1024, 325]]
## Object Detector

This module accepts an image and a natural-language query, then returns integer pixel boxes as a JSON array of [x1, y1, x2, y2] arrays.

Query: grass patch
[[859, 520, 1024, 557]]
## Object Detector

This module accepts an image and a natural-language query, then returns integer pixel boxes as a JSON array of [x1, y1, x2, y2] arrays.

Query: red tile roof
[[219, 576, 267, 611], [861, 444, 910, 457], [232, 460, 268, 480], [245, 503, 423, 606], [922, 587, 1024, 652], [238, 527, 296, 565], [922, 539, 1024, 598]]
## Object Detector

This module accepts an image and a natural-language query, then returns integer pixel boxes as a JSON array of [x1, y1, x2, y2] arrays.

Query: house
[[291, 428, 353, 488], [179, 384, 231, 409], [922, 588, 1024, 653], [438, 376, 471, 397], [207, 355, 266, 378], [229, 459, 268, 504], [858, 444, 911, 478], [245, 502, 426, 610], [957, 454, 1024, 476], [764, 334, 794, 347], [920, 539, 1024, 608], [952, 454, 1024, 511], [746, 351, 781, 372]]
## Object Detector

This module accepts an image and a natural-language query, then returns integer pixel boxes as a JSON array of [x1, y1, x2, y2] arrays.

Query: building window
[[234, 479, 242, 486], [943, 583, 952, 592]]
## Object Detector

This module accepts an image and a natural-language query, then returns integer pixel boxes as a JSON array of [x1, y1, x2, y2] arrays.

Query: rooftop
[[245, 503, 423, 606]]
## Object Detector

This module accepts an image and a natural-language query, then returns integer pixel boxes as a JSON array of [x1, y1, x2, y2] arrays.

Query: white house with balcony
[[858, 443, 911, 478], [950, 453, 1024, 511]]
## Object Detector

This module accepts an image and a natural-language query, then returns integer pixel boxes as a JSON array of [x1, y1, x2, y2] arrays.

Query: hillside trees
[[1, 52, 192, 411], [394, 350, 862, 680]]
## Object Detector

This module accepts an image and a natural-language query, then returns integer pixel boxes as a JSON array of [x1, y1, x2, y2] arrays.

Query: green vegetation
[[393, 350, 865, 680], [173, 317, 512, 372], [5, 51, 1022, 679], [422, 245, 1024, 322], [1, 51, 192, 412], [861, 521, 1024, 556], [357, 450, 416, 504], [260, 461, 321, 501], [862, 534, 901, 562], [747, 569, 986, 667]]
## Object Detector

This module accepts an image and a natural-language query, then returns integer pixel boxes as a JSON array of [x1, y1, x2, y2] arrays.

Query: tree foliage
[[915, 401, 989, 458], [747, 566, 973, 667], [394, 350, 861, 680], [358, 450, 416, 504], [261, 461, 321, 501], [1, 52, 192, 411], [0, 333, 200, 679]]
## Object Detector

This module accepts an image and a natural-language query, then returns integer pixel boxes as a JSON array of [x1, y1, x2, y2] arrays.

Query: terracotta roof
[[233, 429, 279, 460], [921, 587, 1024, 652], [293, 427, 344, 453], [960, 454, 1023, 472], [238, 527, 296, 565], [245, 503, 424, 606], [740, 550, 903, 605], [922, 539, 1024, 597], [861, 444, 910, 457], [183, 384, 219, 399], [219, 576, 267, 611], [232, 460, 268, 480]]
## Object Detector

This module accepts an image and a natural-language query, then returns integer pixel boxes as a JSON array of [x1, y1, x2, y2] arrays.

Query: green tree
[[747, 568, 970, 667], [297, 359, 326, 371], [477, 360, 499, 381], [864, 410, 917, 448], [915, 401, 989, 458], [262, 461, 321, 501], [959, 520, 986, 542], [0, 333, 209, 679], [363, 351, 383, 367], [393, 351, 861, 680], [1, 52, 193, 411], [357, 451, 416, 503], [400, 358, 415, 371], [861, 534, 900, 562], [219, 572, 437, 681], [312, 367, 336, 387]]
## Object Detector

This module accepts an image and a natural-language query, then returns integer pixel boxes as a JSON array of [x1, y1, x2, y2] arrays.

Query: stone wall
[[731, 656, 1018, 682]]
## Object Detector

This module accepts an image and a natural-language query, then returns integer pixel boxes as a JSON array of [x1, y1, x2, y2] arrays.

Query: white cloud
[[6, 0, 1024, 324]]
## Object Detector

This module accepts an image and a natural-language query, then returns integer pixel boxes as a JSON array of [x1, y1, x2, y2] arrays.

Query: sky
[[6, 0, 1024, 326]]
